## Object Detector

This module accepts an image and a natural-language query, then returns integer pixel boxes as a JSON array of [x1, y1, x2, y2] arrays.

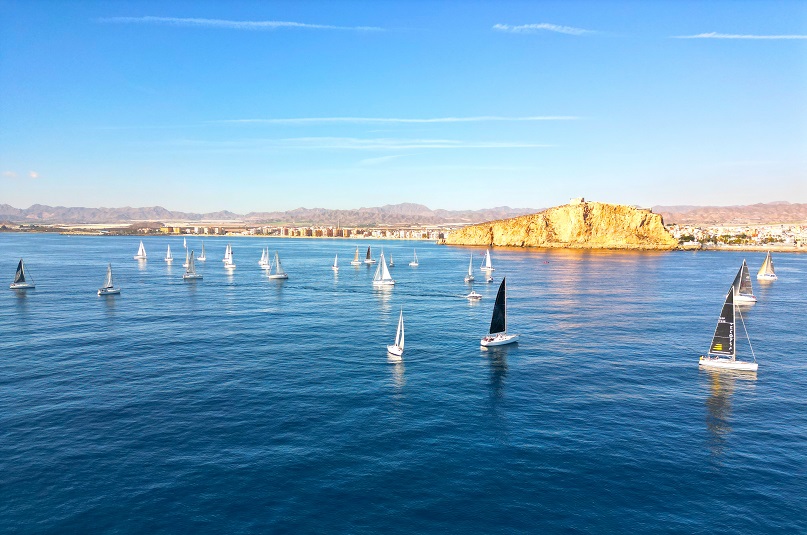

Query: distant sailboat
[[388, 254, 394, 267], [183, 250, 202, 280], [183, 237, 187, 249], [480, 249, 494, 272], [757, 251, 777, 281], [464, 255, 475, 282], [223, 244, 236, 269], [9, 259, 35, 289], [372, 251, 395, 286], [164, 244, 173, 263], [259, 247, 270, 268], [387, 309, 405, 357], [699, 287, 757, 372], [465, 283, 482, 301], [409, 249, 419, 267], [182, 247, 190, 268], [731, 260, 756, 303], [364, 246, 377, 265], [133, 240, 147, 260], [198, 242, 206, 261], [98, 263, 121, 295], [332, 254, 339, 272], [481, 278, 518, 347], [267, 251, 288, 279], [350, 246, 362, 266], [486, 273, 494, 283]]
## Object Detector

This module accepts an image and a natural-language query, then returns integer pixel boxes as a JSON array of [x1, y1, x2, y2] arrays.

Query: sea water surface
[[1, 234, 805, 534]]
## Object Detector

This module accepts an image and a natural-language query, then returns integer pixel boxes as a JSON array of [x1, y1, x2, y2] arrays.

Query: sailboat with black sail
[[481, 278, 518, 347], [9, 259, 35, 289], [731, 260, 756, 303], [364, 246, 377, 265], [699, 287, 757, 372], [387, 309, 405, 357], [757, 251, 777, 281], [97, 263, 121, 295]]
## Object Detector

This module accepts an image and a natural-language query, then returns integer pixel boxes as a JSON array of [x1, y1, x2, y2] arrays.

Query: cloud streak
[[98, 16, 383, 32], [217, 116, 579, 125], [493, 23, 592, 35], [673, 32, 807, 40], [173, 137, 555, 151]]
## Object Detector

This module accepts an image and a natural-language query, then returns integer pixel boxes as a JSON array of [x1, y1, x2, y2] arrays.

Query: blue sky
[[1, 0, 805, 212]]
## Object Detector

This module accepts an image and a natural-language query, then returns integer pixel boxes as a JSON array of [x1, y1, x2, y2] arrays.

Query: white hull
[[198, 256, 206, 261], [373, 280, 395, 286], [734, 293, 757, 303], [465, 291, 482, 300], [387, 345, 403, 357], [165, 259, 173, 263], [409, 262, 418, 267], [97, 287, 120, 295], [486, 276, 493, 283], [268, 274, 288, 279], [699, 356, 758, 372], [133, 255, 147, 260], [757, 274, 777, 281], [332, 267, 339, 272], [464, 276, 475, 282], [350, 261, 362, 265], [364, 260, 377, 265], [481, 268, 495, 272], [224, 264, 236, 270], [481, 333, 518, 347], [183, 274, 203, 280], [10, 282, 35, 289]]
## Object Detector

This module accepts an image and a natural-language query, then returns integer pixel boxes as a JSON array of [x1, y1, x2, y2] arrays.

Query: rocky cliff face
[[445, 202, 678, 250]]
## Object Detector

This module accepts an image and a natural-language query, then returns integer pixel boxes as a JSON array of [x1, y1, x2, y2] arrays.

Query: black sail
[[14, 260, 25, 284], [732, 260, 754, 296], [709, 288, 735, 357], [489, 277, 507, 334], [365, 246, 371, 260]]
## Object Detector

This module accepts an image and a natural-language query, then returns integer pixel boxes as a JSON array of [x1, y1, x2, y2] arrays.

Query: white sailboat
[[388, 254, 394, 267], [259, 247, 270, 268], [464, 255, 475, 283], [364, 246, 377, 265], [198, 242, 206, 261], [97, 263, 121, 295], [183, 250, 203, 280], [387, 309, 405, 357], [223, 244, 236, 269], [480, 249, 494, 272], [267, 251, 288, 279], [9, 259, 35, 289], [183, 237, 187, 249], [164, 244, 173, 263], [409, 249, 419, 267], [731, 260, 756, 303], [699, 287, 757, 372], [481, 277, 518, 347], [372, 251, 395, 286], [757, 251, 777, 281], [133, 240, 147, 260], [332, 254, 339, 272], [182, 247, 190, 268], [350, 246, 362, 266]]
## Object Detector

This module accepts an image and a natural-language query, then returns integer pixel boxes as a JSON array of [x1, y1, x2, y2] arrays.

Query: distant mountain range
[[653, 202, 807, 225], [0, 203, 538, 226]]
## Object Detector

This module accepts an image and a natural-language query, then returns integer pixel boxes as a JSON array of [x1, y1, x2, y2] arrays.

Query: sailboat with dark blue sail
[[481, 277, 517, 347], [731, 260, 756, 304], [9, 259, 35, 289], [699, 287, 757, 372]]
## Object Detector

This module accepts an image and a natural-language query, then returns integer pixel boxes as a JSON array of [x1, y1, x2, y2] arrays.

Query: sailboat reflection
[[487, 351, 508, 401], [704, 369, 756, 458], [388, 356, 405, 389]]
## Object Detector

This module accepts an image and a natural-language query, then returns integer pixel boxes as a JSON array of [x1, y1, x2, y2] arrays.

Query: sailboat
[[133, 240, 147, 260], [372, 251, 395, 286], [198, 242, 206, 261], [757, 251, 777, 281], [481, 278, 518, 347], [464, 255, 475, 282], [332, 254, 339, 272], [183, 250, 203, 280], [409, 249, 419, 267], [223, 244, 236, 269], [699, 287, 757, 372], [480, 249, 494, 272], [267, 251, 288, 279], [387, 309, 405, 357], [259, 247, 270, 268], [183, 237, 187, 249], [98, 263, 121, 295], [164, 244, 173, 263], [731, 260, 756, 303], [350, 246, 362, 266], [9, 259, 35, 289], [364, 246, 377, 265], [388, 254, 394, 267], [182, 247, 190, 268]]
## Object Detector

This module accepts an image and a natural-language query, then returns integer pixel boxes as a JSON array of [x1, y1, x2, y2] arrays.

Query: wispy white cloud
[[173, 137, 555, 151], [217, 116, 579, 125], [493, 23, 592, 36], [358, 154, 405, 166], [98, 16, 383, 32], [673, 32, 807, 40], [28, 171, 39, 179], [2, 171, 17, 178]]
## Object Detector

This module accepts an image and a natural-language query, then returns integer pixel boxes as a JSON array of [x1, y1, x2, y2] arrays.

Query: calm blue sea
[[1, 234, 805, 534]]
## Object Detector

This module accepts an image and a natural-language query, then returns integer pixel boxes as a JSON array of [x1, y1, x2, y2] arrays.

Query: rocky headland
[[445, 201, 678, 250]]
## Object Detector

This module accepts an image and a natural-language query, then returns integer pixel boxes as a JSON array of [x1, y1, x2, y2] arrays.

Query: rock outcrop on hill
[[445, 201, 678, 250]]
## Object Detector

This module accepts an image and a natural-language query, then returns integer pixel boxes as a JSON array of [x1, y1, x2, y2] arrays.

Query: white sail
[[757, 251, 777, 280], [198, 242, 206, 261], [165, 244, 173, 261], [409, 249, 419, 266], [396, 310, 405, 350], [332, 254, 339, 270], [103, 263, 113, 288], [183, 237, 187, 248], [481, 249, 494, 271], [465, 255, 475, 282], [373, 252, 394, 285], [351, 246, 361, 265], [134, 240, 147, 259], [268, 251, 288, 278], [183, 250, 202, 279], [183, 247, 190, 268]]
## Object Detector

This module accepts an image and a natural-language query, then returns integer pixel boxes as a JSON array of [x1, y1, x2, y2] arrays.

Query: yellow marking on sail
[[713, 343, 723, 351]]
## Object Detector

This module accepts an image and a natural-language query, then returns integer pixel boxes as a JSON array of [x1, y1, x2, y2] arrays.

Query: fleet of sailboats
[[409, 249, 419, 267], [133, 241, 147, 260], [372, 251, 394, 286], [9, 259, 35, 289], [387, 309, 405, 357], [183, 250, 202, 280], [731, 260, 756, 303], [97, 263, 120, 295], [699, 287, 757, 372], [267, 251, 288, 279], [481, 278, 518, 347], [757, 251, 777, 281]]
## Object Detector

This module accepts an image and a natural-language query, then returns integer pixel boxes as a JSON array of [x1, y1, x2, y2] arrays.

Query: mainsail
[[185, 250, 196, 275], [353, 247, 360, 263], [135, 241, 147, 259], [14, 259, 26, 284], [273, 252, 286, 276], [758, 252, 776, 277], [199, 242, 206, 260], [481, 249, 493, 271], [731, 260, 754, 297], [709, 288, 735, 358], [395, 310, 405, 350], [366, 246, 372, 261], [489, 277, 507, 335], [103, 263, 114, 289], [373, 252, 393, 283]]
